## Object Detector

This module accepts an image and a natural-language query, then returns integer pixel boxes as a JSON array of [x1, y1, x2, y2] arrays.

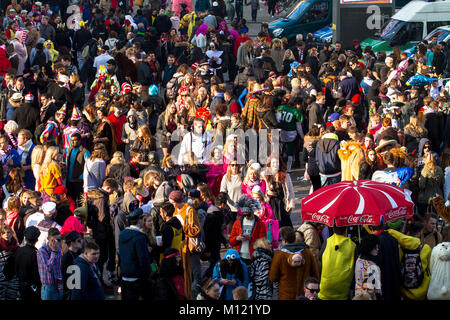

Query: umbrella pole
[[358, 225, 361, 243]]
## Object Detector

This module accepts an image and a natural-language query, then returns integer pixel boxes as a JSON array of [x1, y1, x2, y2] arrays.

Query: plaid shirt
[[37, 243, 62, 287], [241, 96, 261, 132]]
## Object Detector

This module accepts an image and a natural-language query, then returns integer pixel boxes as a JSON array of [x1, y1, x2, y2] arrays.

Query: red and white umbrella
[[301, 180, 414, 227]]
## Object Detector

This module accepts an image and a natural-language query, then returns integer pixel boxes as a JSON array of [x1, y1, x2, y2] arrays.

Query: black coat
[[14, 244, 40, 285], [377, 231, 402, 300], [137, 62, 153, 86], [204, 206, 227, 253], [424, 111, 444, 154], [12, 103, 40, 135]]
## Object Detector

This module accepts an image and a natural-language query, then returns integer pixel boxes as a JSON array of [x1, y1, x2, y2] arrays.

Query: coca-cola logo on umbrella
[[301, 180, 414, 227]]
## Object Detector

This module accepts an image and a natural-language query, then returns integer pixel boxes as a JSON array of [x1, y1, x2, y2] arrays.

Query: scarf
[[0, 145, 12, 156], [6, 133, 17, 148], [246, 178, 260, 190], [19, 139, 33, 165]]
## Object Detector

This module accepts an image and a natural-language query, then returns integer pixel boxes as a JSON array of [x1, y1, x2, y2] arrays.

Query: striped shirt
[[37, 243, 62, 286]]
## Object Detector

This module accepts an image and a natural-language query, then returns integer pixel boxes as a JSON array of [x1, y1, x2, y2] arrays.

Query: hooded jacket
[[119, 225, 152, 280], [71, 254, 105, 300], [315, 133, 341, 176], [319, 234, 356, 300], [269, 242, 319, 300], [114, 192, 137, 251], [212, 249, 249, 300], [387, 229, 432, 300]]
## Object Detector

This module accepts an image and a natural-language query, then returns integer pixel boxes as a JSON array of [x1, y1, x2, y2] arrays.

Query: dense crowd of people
[[0, 0, 449, 302]]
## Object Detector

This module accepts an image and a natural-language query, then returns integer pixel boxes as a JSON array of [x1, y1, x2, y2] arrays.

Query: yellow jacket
[[179, 12, 197, 39], [319, 234, 356, 300], [387, 229, 432, 300]]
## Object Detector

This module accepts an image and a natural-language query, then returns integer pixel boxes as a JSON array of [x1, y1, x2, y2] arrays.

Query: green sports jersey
[[276, 105, 303, 131]]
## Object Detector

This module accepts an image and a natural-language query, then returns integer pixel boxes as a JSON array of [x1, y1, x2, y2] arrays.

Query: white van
[[361, 0, 450, 52]]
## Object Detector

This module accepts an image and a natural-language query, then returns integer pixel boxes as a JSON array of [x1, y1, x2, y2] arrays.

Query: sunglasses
[[306, 288, 319, 293]]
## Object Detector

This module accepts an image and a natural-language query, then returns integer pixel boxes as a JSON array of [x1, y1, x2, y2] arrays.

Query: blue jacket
[[0, 148, 20, 185], [17, 143, 35, 190], [212, 249, 249, 300], [162, 64, 178, 87], [71, 255, 105, 300], [118, 227, 152, 279]]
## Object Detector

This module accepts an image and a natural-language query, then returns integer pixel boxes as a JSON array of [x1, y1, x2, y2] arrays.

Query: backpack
[[400, 244, 424, 289], [165, 76, 180, 100], [81, 39, 99, 63]]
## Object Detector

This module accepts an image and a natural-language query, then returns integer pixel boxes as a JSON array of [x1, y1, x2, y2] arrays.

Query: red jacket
[[229, 216, 266, 258], [107, 113, 127, 146]]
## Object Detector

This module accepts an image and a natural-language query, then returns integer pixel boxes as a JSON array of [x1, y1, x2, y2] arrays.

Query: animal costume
[[338, 140, 365, 181], [427, 242, 450, 300], [432, 195, 450, 223]]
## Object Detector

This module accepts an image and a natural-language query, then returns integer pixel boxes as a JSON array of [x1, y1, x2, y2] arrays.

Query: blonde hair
[[40, 146, 59, 176], [4, 120, 18, 134], [164, 103, 178, 127], [138, 125, 152, 146], [243, 166, 260, 185], [31, 145, 45, 167], [110, 151, 125, 165], [184, 96, 197, 118], [422, 151, 437, 174], [123, 180, 136, 193], [161, 154, 174, 169], [253, 237, 271, 250], [405, 115, 427, 136]]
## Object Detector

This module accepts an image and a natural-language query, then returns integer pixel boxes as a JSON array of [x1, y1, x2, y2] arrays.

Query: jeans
[[191, 254, 202, 299], [320, 174, 341, 187], [41, 285, 62, 300], [77, 51, 83, 71]]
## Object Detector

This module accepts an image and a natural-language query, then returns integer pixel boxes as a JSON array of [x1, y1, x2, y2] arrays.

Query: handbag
[[184, 205, 206, 255], [188, 236, 205, 255]]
